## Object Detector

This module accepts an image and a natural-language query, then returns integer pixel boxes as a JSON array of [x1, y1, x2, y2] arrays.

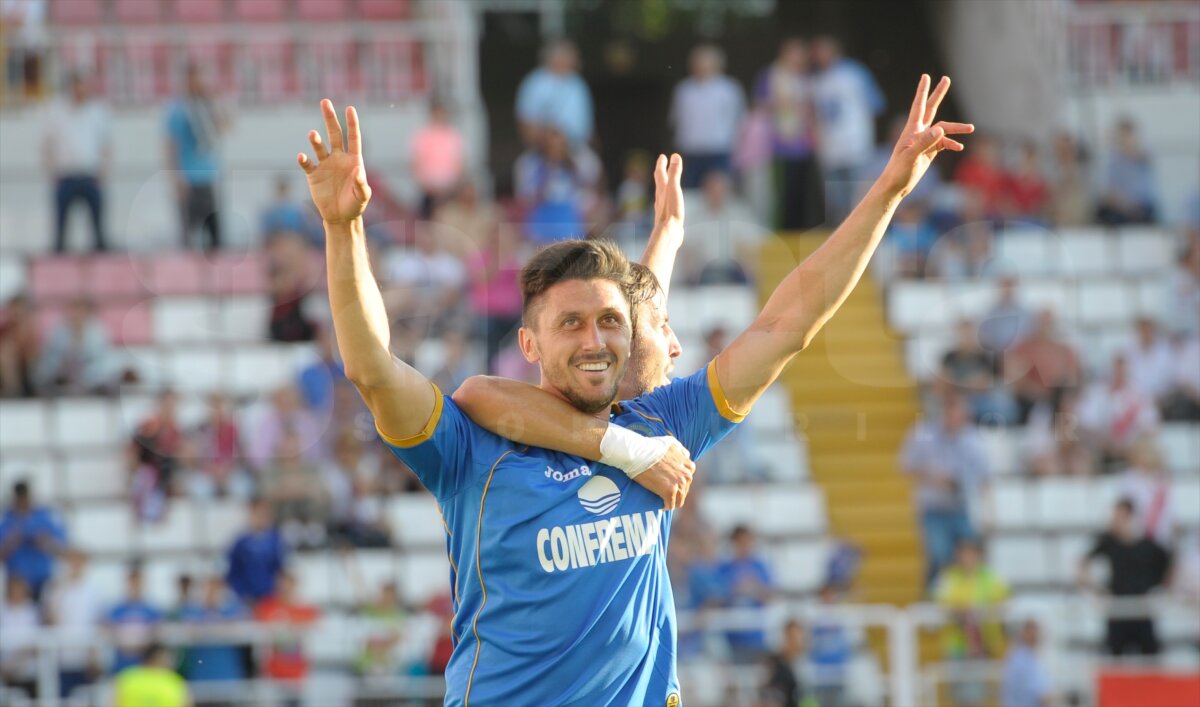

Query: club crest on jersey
[[544, 464, 592, 483], [577, 476, 621, 515]]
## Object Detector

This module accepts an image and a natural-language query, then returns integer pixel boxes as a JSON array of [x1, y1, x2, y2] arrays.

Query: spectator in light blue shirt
[[297, 327, 345, 412], [1097, 118, 1158, 225], [515, 39, 593, 147], [178, 577, 248, 682], [261, 175, 319, 245], [106, 564, 164, 673], [718, 525, 775, 662], [1001, 620, 1053, 707], [0, 480, 67, 600]]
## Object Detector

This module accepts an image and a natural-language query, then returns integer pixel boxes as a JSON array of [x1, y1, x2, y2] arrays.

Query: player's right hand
[[632, 439, 695, 510], [297, 99, 371, 225]]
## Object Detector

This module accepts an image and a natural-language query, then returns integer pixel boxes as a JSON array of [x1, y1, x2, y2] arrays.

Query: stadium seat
[[234, 34, 293, 103], [1022, 280, 1076, 325], [1052, 533, 1094, 585], [1077, 280, 1135, 325], [306, 612, 359, 663], [146, 253, 209, 296], [0, 400, 51, 450], [0, 256, 26, 303], [232, 0, 289, 22], [994, 229, 1051, 276], [990, 478, 1031, 530], [296, 0, 345, 21], [211, 251, 268, 295], [215, 296, 270, 342], [699, 484, 824, 537], [668, 286, 759, 337], [166, 347, 230, 394], [1172, 478, 1200, 527], [30, 257, 86, 301], [979, 427, 1020, 475], [1035, 478, 1095, 529], [745, 387, 794, 434], [113, 0, 166, 24], [70, 503, 137, 554], [349, 550, 403, 596], [1116, 227, 1176, 273], [198, 501, 247, 553], [51, 397, 116, 448], [230, 345, 295, 395], [1057, 230, 1114, 276], [361, 38, 426, 99], [174, 0, 228, 23], [142, 557, 204, 607], [49, 0, 107, 25], [1135, 276, 1171, 314], [1160, 423, 1200, 474], [905, 331, 952, 381], [359, 0, 410, 20], [887, 282, 950, 332], [60, 448, 127, 501], [757, 437, 810, 482], [767, 540, 827, 593], [115, 391, 158, 434], [153, 297, 218, 344], [100, 299, 154, 346], [138, 502, 202, 552], [990, 535, 1052, 586], [389, 495, 449, 549], [401, 552, 452, 604], [294, 553, 337, 605]]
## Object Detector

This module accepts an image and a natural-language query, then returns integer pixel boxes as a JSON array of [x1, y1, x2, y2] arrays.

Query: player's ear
[[518, 326, 540, 364]]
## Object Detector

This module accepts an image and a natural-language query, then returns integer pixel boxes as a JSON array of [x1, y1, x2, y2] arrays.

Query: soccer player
[[298, 74, 969, 705]]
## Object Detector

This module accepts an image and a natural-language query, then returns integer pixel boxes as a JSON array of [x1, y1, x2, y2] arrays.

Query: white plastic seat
[[347, 550, 402, 596], [215, 296, 270, 342], [153, 297, 218, 344], [198, 501, 247, 553], [766, 539, 827, 593], [887, 282, 951, 332], [1057, 230, 1114, 276], [746, 387, 793, 434], [51, 398, 117, 448], [118, 347, 170, 389], [0, 400, 50, 450], [61, 447, 127, 500], [1160, 424, 1200, 474], [758, 437, 810, 482], [1077, 280, 1135, 325], [230, 346, 295, 395], [0, 451, 56, 499], [668, 286, 759, 336], [1053, 533, 1095, 585], [989, 535, 1051, 586], [0, 256, 26, 303], [306, 612, 359, 662], [979, 427, 1020, 476], [698, 484, 824, 536], [1022, 280, 1076, 325], [1116, 228, 1175, 273], [70, 502, 138, 554], [166, 348, 228, 394], [401, 551, 452, 604], [1171, 478, 1200, 527], [1035, 478, 1094, 530], [995, 230, 1051, 276], [990, 479, 1031, 530], [293, 552, 336, 605], [906, 331, 953, 382], [138, 502, 201, 553], [389, 495, 449, 549]]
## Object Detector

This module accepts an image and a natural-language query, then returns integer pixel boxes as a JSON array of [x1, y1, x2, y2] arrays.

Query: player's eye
[[602, 314, 620, 325], [562, 317, 579, 327]]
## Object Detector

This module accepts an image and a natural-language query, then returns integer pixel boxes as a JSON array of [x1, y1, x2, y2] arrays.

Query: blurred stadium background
[[0, 0, 1198, 705]]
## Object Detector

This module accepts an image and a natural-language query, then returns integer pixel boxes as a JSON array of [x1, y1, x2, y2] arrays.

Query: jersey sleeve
[[632, 359, 746, 460], [377, 383, 485, 501]]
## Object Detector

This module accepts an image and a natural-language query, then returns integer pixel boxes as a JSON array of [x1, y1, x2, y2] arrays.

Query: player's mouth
[[576, 362, 611, 372]]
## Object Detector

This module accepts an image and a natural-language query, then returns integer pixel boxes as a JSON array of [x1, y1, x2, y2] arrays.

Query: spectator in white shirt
[[1163, 333, 1200, 420], [41, 71, 111, 252], [1078, 354, 1161, 470], [383, 225, 469, 341], [810, 35, 885, 223], [1117, 436, 1175, 546], [1125, 317, 1175, 404], [670, 44, 745, 189], [0, 575, 40, 700], [679, 170, 771, 286], [45, 550, 102, 698]]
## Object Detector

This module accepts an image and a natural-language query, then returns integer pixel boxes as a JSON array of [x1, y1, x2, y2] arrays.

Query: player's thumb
[[915, 125, 945, 153]]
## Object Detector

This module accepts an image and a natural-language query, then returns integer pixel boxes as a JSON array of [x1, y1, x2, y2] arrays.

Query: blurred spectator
[[681, 170, 769, 286], [693, 327, 769, 482], [1117, 436, 1174, 545], [1049, 132, 1093, 228], [0, 293, 39, 398], [0, 575, 39, 700], [434, 180, 500, 258], [225, 498, 288, 605], [247, 385, 323, 471], [0, 479, 66, 599], [425, 592, 455, 676], [1006, 141, 1049, 224], [1125, 316, 1175, 405], [42, 71, 110, 252], [178, 576, 248, 683], [902, 394, 991, 584], [254, 570, 320, 684], [929, 191, 997, 281], [1097, 118, 1158, 225], [515, 39, 593, 147], [1078, 354, 1161, 469], [514, 127, 603, 244], [1166, 234, 1200, 336], [934, 538, 1009, 707], [1024, 387, 1094, 476], [129, 390, 184, 522], [467, 220, 523, 371], [810, 35, 885, 223], [954, 135, 1008, 220], [262, 430, 329, 550], [1001, 620, 1053, 707], [719, 525, 775, 662], [614, 151, 652, 242], [755, 38, 821, 230], [1004, 309, 1080, 423], [261, 175, 318, 244], [166, 63, 229, 250], [1163, 332, 1200, 420], [670, 44, 745, 188], [1078, 498, 1172, 656], [106, 563, 164, 674], [35, 296, 118, 395], [808, 585, 852, 707], [823, 540, 863, 595], [1174, 530, 1200, 604], [45, 550, 102, 698], [323, 430, 391, 549], [267, 238, 318, 343], [113, 643, 189, 707], [886, 200, 937, 278], [430, 329, 473, 395], [384, 225, 469, 343], [411, 99, 466, 218], [1, 0, 45, 98], [759, 618, 806, 707], [977, 275, 1033, 355], [297, 327, 345, 412], [355, 581, 406, 677], [168, 573, 194, 621], [188, 392, 249, 499], [940, 319, 1016, 425]]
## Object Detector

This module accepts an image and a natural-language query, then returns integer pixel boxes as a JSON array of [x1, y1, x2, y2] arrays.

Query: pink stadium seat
[[30, 257, 86, 301], [146, 253, 209, 296], [296, 0, 344, 21], [359, 0, 409, 20], [50, 0, 106, 25], [232, 0, 288, 22], [36, 306, 64, 340], [211, 251, 268, 295], [235, 35, 293, 102], [113, 0, 166, 24], [362, 38, 425, 99], [183, 41, 235, 94], [174, 0, 228, 23], [99, 299, 153, 346], [299, 36, 357, 98], [87, 255, 147, 300]]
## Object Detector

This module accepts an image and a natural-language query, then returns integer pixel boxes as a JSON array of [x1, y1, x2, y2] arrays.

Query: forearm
[[640, 220, 684, 297], [453, 376, 606, 458], [324, 218, 399, 387]]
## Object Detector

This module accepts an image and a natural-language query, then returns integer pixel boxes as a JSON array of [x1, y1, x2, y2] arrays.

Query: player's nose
[[668, 326, 682, 359]]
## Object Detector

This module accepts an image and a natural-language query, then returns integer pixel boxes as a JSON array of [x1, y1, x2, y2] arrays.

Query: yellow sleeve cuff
[[377, 382, 445, 448], [706, 359, 749, 423]]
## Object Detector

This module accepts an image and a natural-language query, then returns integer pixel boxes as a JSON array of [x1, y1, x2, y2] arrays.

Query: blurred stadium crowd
[[1, 1, 1199, 705]]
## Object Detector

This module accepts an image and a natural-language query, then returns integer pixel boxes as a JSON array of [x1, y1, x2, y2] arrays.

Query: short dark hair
[[1116, 497, 1136, 515], [519, 239, 639, 328], [12, 480, 30, 500]]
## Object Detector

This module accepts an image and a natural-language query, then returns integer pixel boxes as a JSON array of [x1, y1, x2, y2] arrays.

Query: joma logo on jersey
[[544, 464, 592, 483], [536, 510, 663, 574]]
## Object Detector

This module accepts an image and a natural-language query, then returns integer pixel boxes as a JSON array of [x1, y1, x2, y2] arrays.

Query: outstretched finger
[[935, 121, 975, 135], [667, 153, 683, 184], [346, 106, 362, 156], [924, 76, 951, 125], [939, 137, 966, 152], [297, 152, 316, 175], [321, 99, 344, 152], [907, 74, 930, 129], [308, 130, 329, 160], [654, 154, 667, 190]]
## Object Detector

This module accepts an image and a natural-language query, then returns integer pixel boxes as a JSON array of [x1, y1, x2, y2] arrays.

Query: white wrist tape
[[599, 424, 672, 479]]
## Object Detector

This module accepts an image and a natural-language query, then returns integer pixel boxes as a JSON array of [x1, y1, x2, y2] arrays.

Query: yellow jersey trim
[[376, 381, 444, 448], [707, 358, 748, 423], [464, 449, 515, 707]]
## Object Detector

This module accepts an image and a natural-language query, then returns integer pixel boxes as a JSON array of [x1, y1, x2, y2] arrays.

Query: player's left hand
[[632, 438, 694, 510], [879, 75, 975, 199], [652, 153, 685, 241]]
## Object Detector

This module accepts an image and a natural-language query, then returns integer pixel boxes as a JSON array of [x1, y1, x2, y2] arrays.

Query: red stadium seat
[[99, 299, 153, 346], [87, 255, 147, 300], [182, 41, 236, 95], [145, 253, 209, 296], [113, 0, 166, 24], [30, 257, 86, 301], [232, 0, 288, 22], [359, 0, 409, 20], [49, 0, 106, 25], [234, 35, 293, 103], [297, 36, 357, 99], [174, 0, 228, 23], [211, 251, 268, 295], [361, 39, 425, 100], [296, 0, 345, 21]]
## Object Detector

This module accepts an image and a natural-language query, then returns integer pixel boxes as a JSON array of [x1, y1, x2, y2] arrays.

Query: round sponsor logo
[[577, 476, 621, 516], [666, 692, 680, 707]]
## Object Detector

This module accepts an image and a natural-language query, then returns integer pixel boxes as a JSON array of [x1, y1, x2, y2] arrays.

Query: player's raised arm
[[297, 100, 436, 440], [716, 75, 974, 410], [640, 153, 686, 299]]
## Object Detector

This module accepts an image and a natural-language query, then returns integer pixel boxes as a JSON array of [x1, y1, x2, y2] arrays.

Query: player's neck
[[539, 382, 612, 421]]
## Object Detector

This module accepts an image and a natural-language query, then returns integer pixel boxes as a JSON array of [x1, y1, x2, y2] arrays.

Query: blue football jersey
[[381, 360, 745, 706]]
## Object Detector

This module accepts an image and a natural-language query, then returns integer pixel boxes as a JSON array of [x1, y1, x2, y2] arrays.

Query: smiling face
[[519, 278, 632, 415]]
